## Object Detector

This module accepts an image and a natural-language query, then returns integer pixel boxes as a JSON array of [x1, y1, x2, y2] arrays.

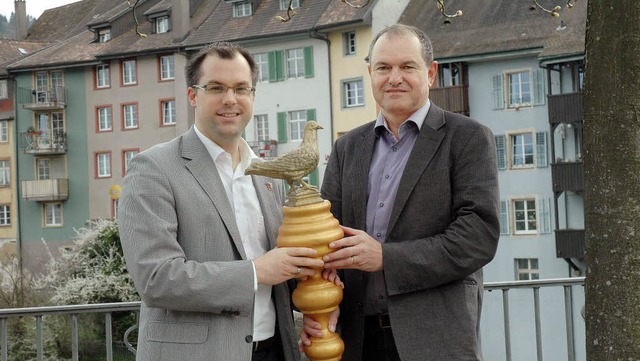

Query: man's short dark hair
[[185, 41, 258, 87], [365, 24, 434, 66]]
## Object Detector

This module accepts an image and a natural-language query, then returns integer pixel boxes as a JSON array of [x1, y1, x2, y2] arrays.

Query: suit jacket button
[[245, 335, 253, 343]]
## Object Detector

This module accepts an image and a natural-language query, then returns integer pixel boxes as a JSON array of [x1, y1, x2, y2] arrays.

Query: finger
[[281, 247, 319, 257], [328, 308, 340, 333], [339, 225, 360, 236]]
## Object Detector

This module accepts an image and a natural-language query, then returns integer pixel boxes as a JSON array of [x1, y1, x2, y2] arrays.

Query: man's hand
[[322, 225, 383, 272], [299, 308, 340, 352], [254, 247, 324, 285]]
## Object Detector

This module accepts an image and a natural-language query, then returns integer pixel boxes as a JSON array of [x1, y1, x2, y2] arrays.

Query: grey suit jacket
[[118, 128, 300, 361], [322, 104, 500, 361]]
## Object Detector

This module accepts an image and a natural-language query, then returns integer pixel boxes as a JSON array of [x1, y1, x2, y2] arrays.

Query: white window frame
[[515, 258, 539, 280], [343, 31, 356, 55], [507, 70, 532, 108], [96, 64, 110, 88], [98, 106, 112, 131], [37, 158, 50, 180], [279, 0, 300, 10], [343, 79, 365, 108], [0, 205, 9, 226], [512, 198, 537, 235], [97, 152, 111, 178], [122, 60, 137, 85], [123, 150, 138, 174], [254, 114, 269, 141], [289, 110, 306, 142], [161, 100, 176, 125], [0, 160, 9, 186], [0, 79, 7, 99], [509, 131, 535, 169], [98, 29, 111, 43], [254, 53, 269, 83], [0, 121, 8, 142], [233, 2, 252, 17], [155, 16, 170, 33], [44, 203, 62, 227], [286, 48, 305, 79], [160, 55, 175, 80], [123, 104, 138, 129]]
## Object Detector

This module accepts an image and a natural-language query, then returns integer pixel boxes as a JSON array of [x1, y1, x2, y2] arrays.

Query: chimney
[[14, 0, 28, 40]]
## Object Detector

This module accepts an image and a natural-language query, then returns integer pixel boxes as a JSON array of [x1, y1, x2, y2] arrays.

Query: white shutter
[[492, 74, 504, 110]]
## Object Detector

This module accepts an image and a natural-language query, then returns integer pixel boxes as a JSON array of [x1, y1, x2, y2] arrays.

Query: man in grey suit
[[302, 24, 500, 360], [118, 42, 323, 361]]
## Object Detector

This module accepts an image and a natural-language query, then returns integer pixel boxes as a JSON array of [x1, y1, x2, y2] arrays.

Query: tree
[[583, 1, 640, 359]]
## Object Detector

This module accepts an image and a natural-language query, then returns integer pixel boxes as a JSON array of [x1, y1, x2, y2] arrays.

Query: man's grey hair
[[365, 24, 434, 66]]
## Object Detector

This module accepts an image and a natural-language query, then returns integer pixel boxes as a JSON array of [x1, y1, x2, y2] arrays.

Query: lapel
[[181, 128, 248, 259], [351, 125, 377, 229], [252, 175, 282, 248], [386, 105, 446, 237]]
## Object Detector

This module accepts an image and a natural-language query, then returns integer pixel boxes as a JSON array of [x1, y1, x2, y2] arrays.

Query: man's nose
[[388, 67, 403, 85], [221, 89, 237, 104]]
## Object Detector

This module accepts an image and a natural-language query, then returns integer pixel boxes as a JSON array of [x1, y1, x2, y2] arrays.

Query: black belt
[[253, 335, 279, 353], [364, 312, 391, 330]]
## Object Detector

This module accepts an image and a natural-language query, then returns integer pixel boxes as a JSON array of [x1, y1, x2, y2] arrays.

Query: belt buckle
[[379, 313, 391, 329]]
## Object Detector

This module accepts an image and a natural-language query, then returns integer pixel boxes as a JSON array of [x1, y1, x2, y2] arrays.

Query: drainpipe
[[10, 74, 24, 306], [309, 29, 333, 144]]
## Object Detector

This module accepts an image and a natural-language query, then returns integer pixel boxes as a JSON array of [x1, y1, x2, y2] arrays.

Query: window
[[97, 106, 112, 131], [0, 121, 8, 142], [286, 48, 305, 79], [511, 133, 534, 168], [0, 79, 7, 99], [496, 132, 548, 170], [515, 258, 539, 280], [98, 29, 111, 42], [492, 69, 545, 110], [0, 160, 9, 186], [437, 62, 462, 87], [96, 64, 110, 88], [122, 60, 137, 85], [513, 199, 536, 234], [254, 53, 269, 83], [343, 31, 356, 55], [37, 158, 50, 180], [289, 110, 306, 142], [279, 0, 300, 10], [161, 100, 176, 126], [155, 16, 169, 33], [233, 2, 252, 17], [96, 152, 111, 178], [44, 203, 62, 227], [0, 205, 9, 226], [123, 149, 139, 175], [160, 55, 175, 80], [508, 71, 531, 108], [255, 114, 269, 141], [343, 79, 364, 107], [122, 103, 138, 129]]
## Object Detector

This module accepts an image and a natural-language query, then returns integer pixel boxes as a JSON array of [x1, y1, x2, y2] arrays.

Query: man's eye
[[208, 85, 226, 93], [236, 87, 249, 95]]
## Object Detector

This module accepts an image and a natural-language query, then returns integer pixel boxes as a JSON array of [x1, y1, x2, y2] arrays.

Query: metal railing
[[0, 277, 585, 361]]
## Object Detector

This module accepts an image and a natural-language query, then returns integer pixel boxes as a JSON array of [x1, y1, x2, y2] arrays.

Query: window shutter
[[269, 51, 285, 82], [241, 129, 246, 139], [304, 46, 314, 78], [536, 132, 548, 167], [306, 108, 316, 122], [308, 169, 319, 187], [500, 200, 509, 235], [277, 112, 288, 143], [495, 135, 507, 170], [533, 69, 546, 105], [491, 74, 504, 110], [538, 198, 552, 234]]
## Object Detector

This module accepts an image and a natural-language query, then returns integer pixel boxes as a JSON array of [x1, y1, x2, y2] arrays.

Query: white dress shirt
[[194, 125, 276, 341]]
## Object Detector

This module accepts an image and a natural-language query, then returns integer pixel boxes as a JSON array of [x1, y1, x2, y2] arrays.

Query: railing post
[[564, 286, 576, 361], [36, 315, 43, 361], [1, 318, 7, 361], [533, 287, 543, 361], [71, 314, 78, 361], [105, 312, 113, 361], [502, 289, 511, 361]]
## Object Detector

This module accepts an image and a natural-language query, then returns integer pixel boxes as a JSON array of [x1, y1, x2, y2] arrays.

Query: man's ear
[[187, 86, 197, 107], [427, 61, 438, 87]]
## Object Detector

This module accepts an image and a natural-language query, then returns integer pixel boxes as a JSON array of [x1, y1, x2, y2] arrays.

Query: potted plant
[[26, 126, 42, 136]]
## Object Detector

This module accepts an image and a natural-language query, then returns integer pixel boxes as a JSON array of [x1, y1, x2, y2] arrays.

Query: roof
[[0, 38, 50, 75], [26, 0, 105, 42], [399, 0, 587, 62], [314, 0, 375, 29]]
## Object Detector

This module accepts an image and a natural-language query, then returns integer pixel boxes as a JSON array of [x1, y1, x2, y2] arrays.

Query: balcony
[[551, 161, 584, 193], [21, 178, 69, 202], [20, 130, 67, 155], [17, 86, 66, 110], [248, 140, 278, 159], [548, 92, 583, 126], [556, 229, 586, 259], [429, 85, 469, 115]]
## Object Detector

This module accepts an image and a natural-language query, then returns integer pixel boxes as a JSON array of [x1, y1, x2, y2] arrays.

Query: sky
[[0, 0, 81, 19]]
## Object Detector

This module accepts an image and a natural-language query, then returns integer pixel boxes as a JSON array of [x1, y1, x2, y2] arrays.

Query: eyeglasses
[[192, 83, 256, 96]]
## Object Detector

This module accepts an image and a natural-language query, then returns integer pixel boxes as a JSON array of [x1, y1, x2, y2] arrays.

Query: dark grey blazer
[[321, 104, 500, 361], [118, 128, 300, 361]]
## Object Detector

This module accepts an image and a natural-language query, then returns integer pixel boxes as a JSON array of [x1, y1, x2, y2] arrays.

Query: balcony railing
[[556, 229, 586, 259], [430, 85, 469, 115], [21, 178, 69, 202], [17, 86, 66, 110], [20, 131, 67, 155], [548, 92, 583, 125], [0, 277, 585, 361], [551, 161, 584, 193]]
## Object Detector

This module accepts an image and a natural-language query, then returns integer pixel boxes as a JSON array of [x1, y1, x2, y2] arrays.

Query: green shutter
[[308, 169, 319, 187], [533, 69, 546, 105], [277, 112, 288, 143], [306, 108, 316, 122], [276, 50, 285, 82], [495, 135, 506, 170], [492, 74, 504, 110], [268, 51, 285, 82], [241, 129, 246, 139], [304, 46, 314, 79]]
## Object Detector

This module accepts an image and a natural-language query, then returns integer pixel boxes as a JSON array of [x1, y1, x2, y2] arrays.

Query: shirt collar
[[374, 99, 431, 137], [193, 124, 259, 171]]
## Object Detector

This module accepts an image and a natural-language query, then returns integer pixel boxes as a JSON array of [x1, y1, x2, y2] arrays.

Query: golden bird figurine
[[245, 121, 323, 194]]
